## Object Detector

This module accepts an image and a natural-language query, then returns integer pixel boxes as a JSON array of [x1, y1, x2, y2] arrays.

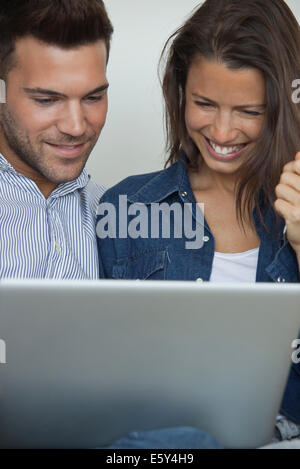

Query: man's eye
[[86, 95, 103, 102], [34, 98, 56, 105]]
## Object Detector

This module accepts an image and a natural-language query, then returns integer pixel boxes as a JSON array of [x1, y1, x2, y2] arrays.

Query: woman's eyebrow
[[191, 93, 266, 109], [23, 83, 109, 98], [236, 104, 266, 110], [192, 94, 215, 103]]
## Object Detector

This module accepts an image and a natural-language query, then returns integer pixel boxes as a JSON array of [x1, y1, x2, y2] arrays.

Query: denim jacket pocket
[[112, 249, 168, 280]]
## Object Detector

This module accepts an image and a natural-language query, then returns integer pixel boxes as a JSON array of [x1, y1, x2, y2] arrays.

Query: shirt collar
[[0, 153, 16, 172], [50, 169, 90, 198], [0, 152, 90, 198]]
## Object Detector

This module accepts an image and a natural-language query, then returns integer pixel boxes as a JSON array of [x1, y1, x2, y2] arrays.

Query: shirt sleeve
[[265, 241, 300, 283]]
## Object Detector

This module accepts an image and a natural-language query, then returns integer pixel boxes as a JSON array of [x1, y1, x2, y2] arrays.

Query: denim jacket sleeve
[[265, 241, 300, 284], [96, 172, 172, 281], [275, 243, 300, 423]]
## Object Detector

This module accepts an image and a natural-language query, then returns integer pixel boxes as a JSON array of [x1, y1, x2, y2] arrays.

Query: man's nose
[[210, 111, 238, 144], [57, 102, 87, 137]]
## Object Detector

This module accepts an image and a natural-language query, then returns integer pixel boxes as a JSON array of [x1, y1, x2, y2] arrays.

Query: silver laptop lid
[[0, 280, 299, 448]]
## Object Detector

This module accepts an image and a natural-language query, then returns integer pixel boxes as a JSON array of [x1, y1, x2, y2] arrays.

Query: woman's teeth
[[209, 139, 245, 155]]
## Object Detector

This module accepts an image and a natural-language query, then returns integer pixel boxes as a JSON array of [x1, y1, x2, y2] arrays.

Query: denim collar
[[128, 157, 194, 204], [127, 153, 285, 243]]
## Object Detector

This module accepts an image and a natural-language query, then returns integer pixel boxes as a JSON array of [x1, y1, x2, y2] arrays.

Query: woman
[[97, 0, 300, 444]]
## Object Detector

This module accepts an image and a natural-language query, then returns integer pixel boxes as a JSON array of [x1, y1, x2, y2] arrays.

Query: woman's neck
[[188, 163, 239, 196]]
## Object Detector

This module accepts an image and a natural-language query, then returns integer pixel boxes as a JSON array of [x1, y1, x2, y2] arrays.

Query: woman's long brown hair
[[161, 0, 300, 229]]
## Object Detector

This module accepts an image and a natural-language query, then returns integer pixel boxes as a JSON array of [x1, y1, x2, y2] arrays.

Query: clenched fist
[[275, 152, 300, 266]]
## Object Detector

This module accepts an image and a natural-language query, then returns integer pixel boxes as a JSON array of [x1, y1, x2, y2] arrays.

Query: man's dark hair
[[0, 0, 114, 79]]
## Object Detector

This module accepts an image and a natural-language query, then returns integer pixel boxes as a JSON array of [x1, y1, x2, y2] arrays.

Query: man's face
[[0, 36, 108, 189]]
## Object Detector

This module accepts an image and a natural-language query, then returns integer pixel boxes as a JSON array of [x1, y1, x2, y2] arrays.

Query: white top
[[210, 248, 260, 283], [210, 246, 284, 421]]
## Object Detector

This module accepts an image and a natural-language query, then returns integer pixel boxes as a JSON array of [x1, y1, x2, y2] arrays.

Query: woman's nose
[[209, 112, 238, 144]]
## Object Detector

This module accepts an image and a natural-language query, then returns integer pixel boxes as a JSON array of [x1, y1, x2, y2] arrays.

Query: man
[[0, 0, 215, 449], [0, 0, 214, 449], [0, 0, 113, 279]]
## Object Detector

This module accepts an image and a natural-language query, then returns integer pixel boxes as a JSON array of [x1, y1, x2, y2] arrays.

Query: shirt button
[[203, 236, 210, 242], [196, 278, 204, 283], [0, 163, 9, 171], [277, 276, 286, 283], [181, 191, 188, 198], [55, 240, 61, 250]]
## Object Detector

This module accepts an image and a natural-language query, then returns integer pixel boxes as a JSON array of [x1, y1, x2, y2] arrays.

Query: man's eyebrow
[[23, 83, 109, 98], [191, 94, 266, 109]]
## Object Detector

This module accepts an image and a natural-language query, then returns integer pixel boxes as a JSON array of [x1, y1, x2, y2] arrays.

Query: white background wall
[[86, 0, 300, 188]]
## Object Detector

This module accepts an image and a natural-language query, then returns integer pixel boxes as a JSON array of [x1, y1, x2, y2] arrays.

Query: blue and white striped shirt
[[0, 154, 105, 279]]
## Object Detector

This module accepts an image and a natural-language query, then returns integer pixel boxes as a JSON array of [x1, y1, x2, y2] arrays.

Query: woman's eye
[[195, 101, 212, 108], [242, 110, 262, 116]]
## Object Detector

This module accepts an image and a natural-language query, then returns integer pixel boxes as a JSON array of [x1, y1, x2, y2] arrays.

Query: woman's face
[[185, 56, 266, 177]]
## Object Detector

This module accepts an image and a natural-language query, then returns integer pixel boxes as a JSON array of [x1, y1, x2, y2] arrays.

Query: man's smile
[[45, 141, 87, 158]]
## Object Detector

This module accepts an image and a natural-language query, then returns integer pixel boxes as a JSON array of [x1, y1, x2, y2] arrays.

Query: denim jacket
[[97, 158, 300, 423]]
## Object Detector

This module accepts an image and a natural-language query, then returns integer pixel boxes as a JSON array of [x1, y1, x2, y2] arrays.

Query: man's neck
[[0, 144, 58, 199]]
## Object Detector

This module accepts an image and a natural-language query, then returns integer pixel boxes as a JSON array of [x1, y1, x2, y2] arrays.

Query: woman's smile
[[203, 136, 250, 162]]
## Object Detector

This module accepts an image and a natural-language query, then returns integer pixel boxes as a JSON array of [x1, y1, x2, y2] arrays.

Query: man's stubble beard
[[0, 104, 97, 184]]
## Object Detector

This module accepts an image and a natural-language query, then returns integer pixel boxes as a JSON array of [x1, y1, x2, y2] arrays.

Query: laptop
[[0, 279, 299, 449]]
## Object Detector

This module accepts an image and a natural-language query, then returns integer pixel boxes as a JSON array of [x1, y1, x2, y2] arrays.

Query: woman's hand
[[275, 152, 300, 265]]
